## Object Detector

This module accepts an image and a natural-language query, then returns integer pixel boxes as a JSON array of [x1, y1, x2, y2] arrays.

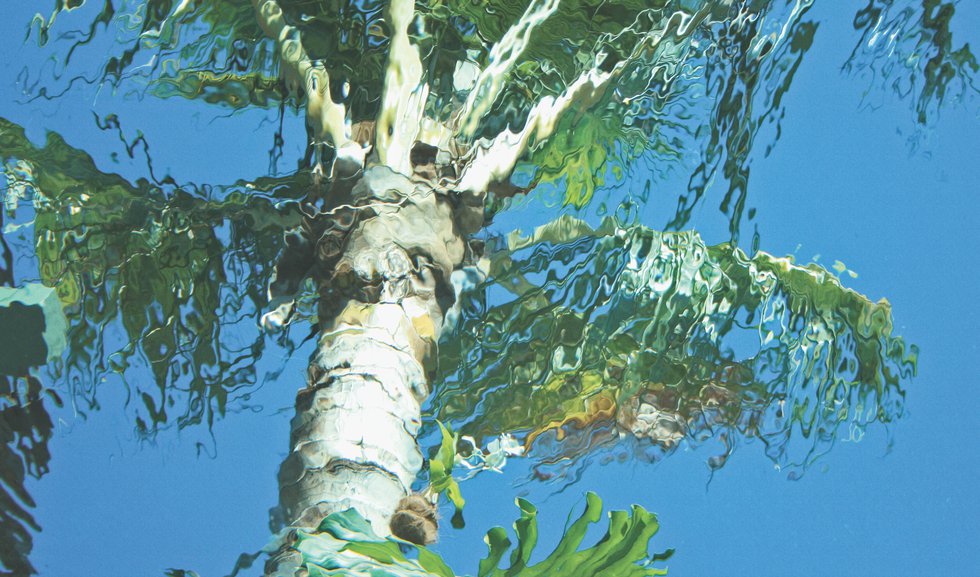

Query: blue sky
[[2, 1, 978, 576]]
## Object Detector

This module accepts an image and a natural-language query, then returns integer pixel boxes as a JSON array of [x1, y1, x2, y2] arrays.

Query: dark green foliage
[[1, 116, 305, 434], [0, 375, 60, 577], [0, 304, 47, 377], [847, 0, 978, 124]]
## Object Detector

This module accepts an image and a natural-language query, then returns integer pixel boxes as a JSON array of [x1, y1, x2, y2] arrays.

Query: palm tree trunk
[[276, 165, 471, 537]]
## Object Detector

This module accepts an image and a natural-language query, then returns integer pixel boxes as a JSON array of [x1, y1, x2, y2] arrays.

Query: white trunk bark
[[279, 305, 429, 534], [276, 166, 471, 539]]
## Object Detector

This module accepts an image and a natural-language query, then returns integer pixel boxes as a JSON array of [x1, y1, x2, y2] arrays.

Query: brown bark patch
[[389, 494, 438, 545]]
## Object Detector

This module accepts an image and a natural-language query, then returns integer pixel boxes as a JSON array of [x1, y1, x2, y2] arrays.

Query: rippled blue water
[[1, 1, 977, 576]]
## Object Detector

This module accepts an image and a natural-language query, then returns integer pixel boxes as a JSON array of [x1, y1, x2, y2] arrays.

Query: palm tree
[[2, 0, 973, 574]]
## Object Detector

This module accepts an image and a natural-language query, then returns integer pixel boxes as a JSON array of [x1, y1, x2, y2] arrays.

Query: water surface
[[0, 1, 977, 576]]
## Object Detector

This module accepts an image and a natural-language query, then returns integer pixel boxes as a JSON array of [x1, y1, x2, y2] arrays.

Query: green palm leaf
[[270, 493, 669, 577], [432, 214, 915, 479]]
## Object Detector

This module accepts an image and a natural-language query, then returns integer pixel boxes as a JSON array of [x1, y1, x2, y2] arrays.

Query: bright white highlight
[[376, 0, 428, 175], [457, 0, 562, 137]]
